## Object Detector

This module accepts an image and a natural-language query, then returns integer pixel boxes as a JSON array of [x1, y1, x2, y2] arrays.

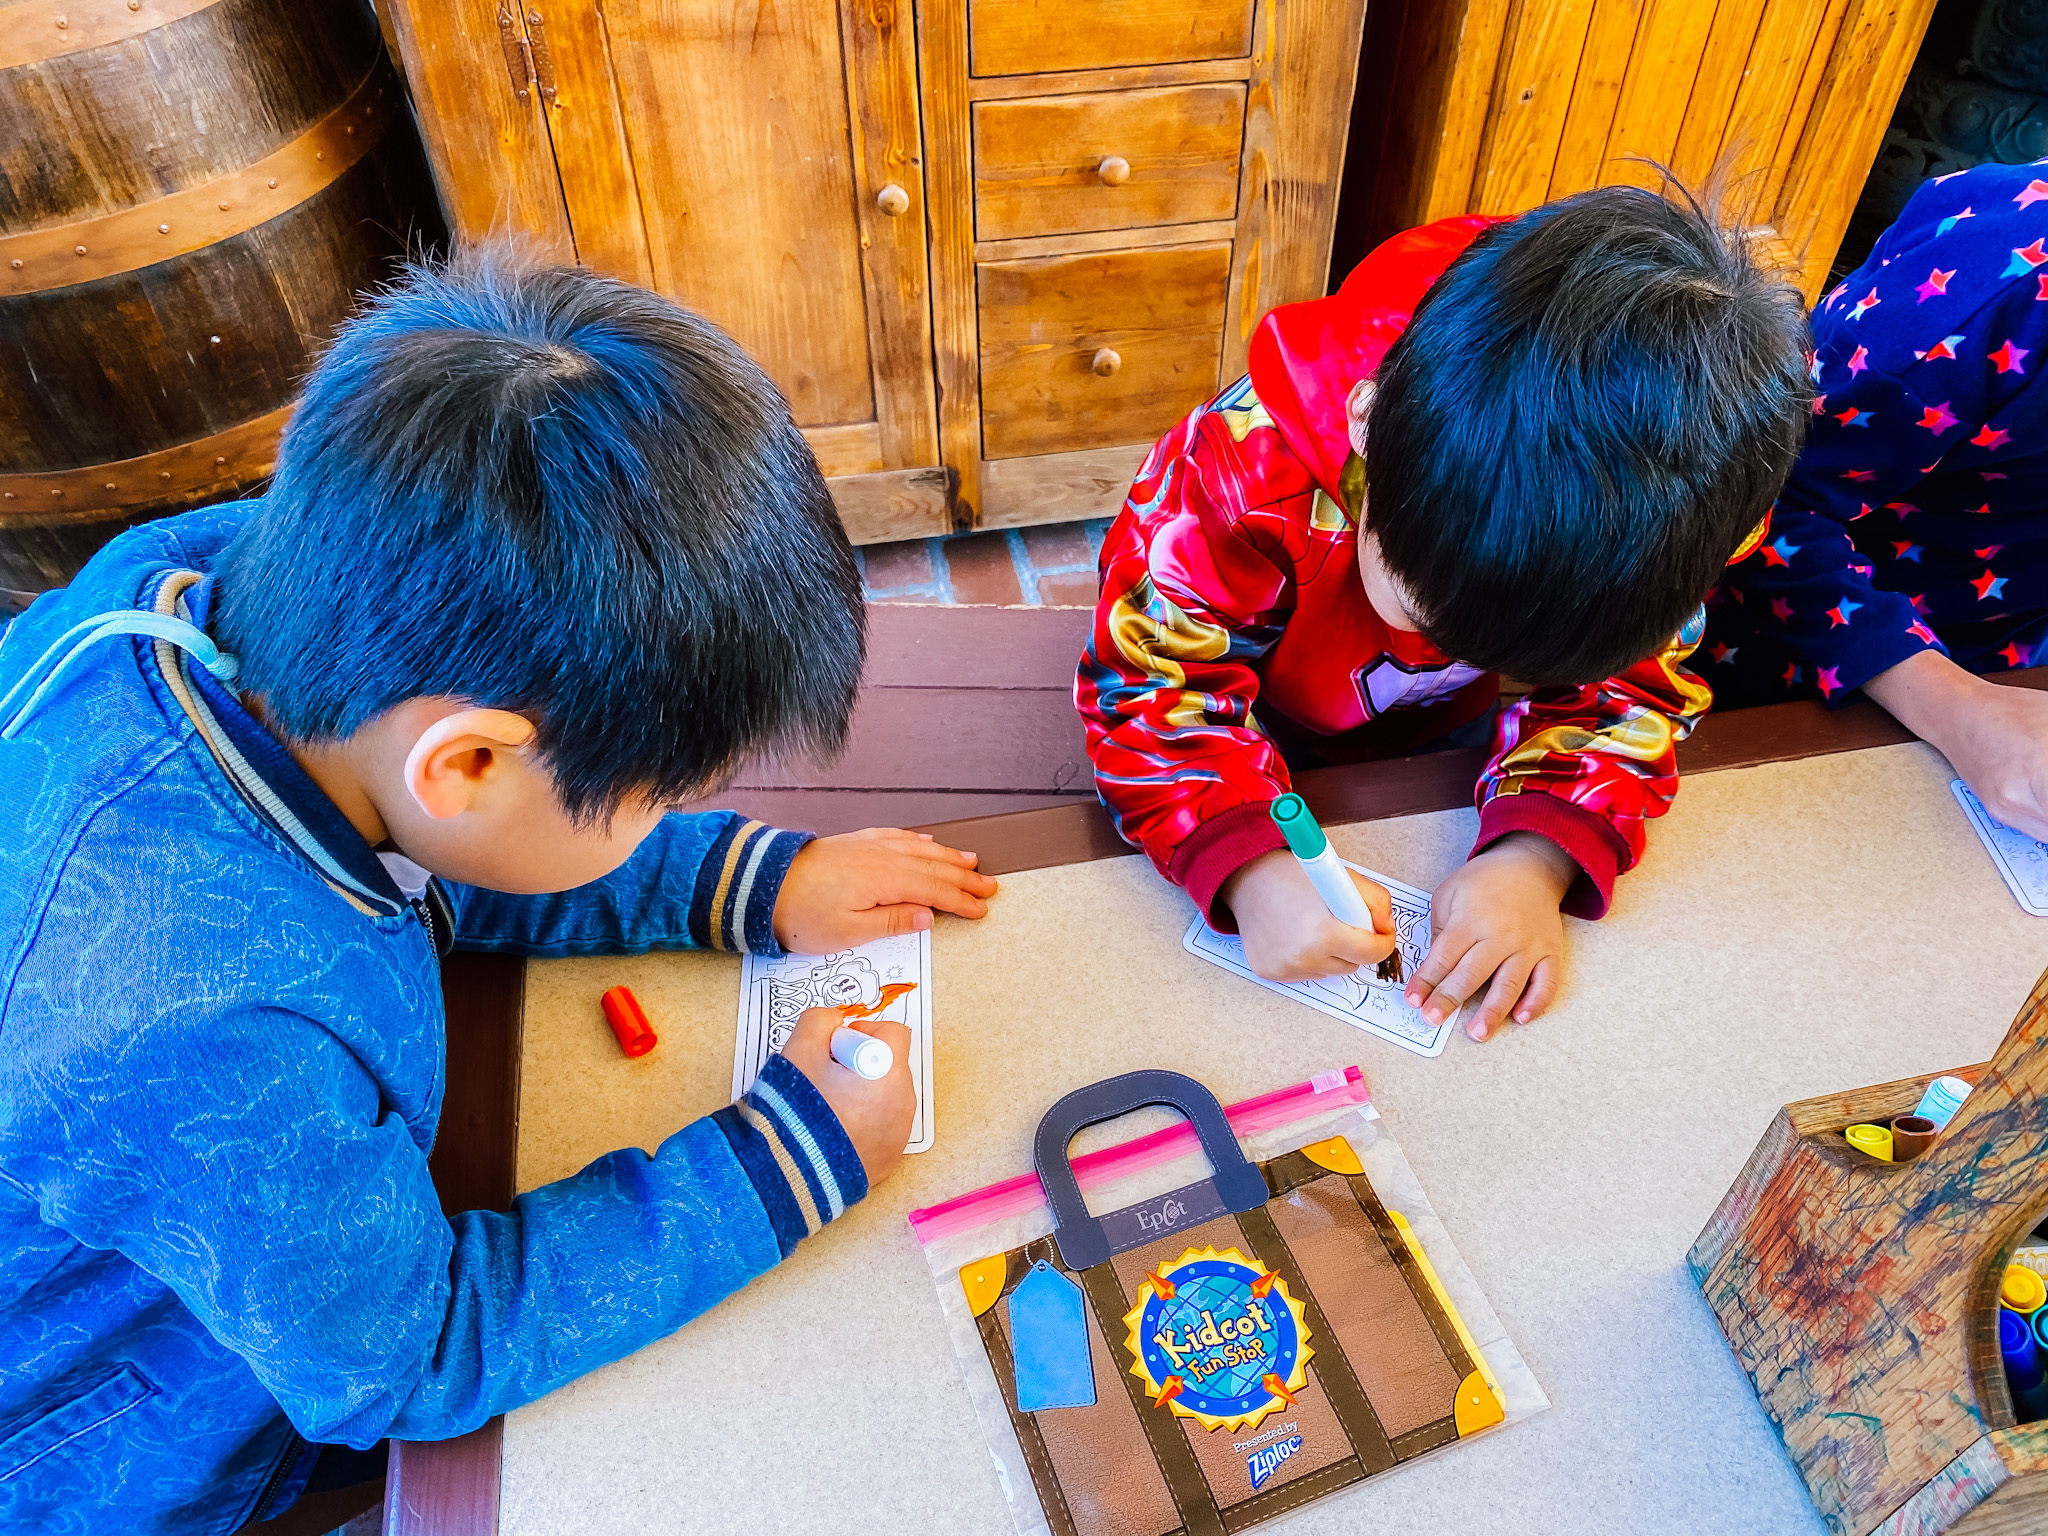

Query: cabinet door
[[380, 0, 945, 541], [1353, 0, 1940, 302]]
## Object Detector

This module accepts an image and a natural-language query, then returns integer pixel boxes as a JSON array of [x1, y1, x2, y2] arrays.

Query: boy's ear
[[1346, 379, 1375, 458], [403, 708, 540, 820]]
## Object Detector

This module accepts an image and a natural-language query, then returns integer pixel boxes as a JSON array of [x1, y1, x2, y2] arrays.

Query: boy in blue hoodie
[[0, 252, 995, 1534]]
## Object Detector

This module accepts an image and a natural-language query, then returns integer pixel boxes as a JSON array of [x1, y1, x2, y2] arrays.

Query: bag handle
[[1033, 1070, 1269, 1270]]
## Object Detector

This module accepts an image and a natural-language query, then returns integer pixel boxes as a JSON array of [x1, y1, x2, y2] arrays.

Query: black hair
[[214, 246, 863, 820], [1365, 180, 1811, 685]]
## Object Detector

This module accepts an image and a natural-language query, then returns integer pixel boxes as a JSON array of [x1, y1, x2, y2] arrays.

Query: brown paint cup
[[1890, 1114, 1938, 1162]]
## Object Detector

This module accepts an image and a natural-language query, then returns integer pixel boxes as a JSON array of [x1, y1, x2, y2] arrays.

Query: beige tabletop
[[499, 741, 2048, 1536]]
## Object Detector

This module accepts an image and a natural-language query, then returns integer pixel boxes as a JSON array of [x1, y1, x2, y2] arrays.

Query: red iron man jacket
[[1075, 216, 1714, 926]]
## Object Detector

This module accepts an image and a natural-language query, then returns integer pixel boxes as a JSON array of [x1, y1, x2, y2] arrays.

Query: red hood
[[1247, 215, 1505, 499]]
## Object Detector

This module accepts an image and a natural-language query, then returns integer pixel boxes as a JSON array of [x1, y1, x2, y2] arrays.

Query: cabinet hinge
[[494, 6, 560, 106], [497, 5, 534, 103], [526, 9, 560, 104]]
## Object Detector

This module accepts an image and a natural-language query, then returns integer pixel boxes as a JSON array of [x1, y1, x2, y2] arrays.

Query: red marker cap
[[600, 985, 658, 1058]]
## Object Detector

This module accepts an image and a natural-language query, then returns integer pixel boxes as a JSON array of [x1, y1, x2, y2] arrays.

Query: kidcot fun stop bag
[[910, 1069, 1544, 1536]]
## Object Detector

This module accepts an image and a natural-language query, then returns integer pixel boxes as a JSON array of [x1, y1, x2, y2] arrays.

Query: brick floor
[[1036, 569, 1101, 607], [939, 530, 1026, 605], [1019, 522, 1094, 571], [856, 517, 1111, 606], [857, 538, 933, 592]]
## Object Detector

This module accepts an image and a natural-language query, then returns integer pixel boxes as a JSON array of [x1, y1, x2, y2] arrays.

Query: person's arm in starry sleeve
[[1728, 167, 2048, 702], [1737, 164, 2048, 836], [1726, 354, 1957, 703]]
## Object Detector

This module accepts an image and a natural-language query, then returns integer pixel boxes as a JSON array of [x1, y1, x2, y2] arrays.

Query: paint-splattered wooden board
[[1691, 970, 2048, 1535]]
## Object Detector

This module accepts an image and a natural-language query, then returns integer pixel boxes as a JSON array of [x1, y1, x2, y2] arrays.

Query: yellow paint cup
[[2003, 1264, 2048, 1315], [1844, 1123, 1894, 1161]]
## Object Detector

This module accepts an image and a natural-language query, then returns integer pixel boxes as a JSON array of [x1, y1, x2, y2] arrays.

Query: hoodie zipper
[[244, 1430, 306, 1526]]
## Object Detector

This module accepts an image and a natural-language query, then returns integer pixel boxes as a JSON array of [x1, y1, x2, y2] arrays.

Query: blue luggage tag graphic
[[1008, 1260, 1095, 1411]]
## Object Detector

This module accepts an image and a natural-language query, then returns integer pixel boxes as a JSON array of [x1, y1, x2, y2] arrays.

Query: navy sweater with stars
[[1712, 157, 2048, 699]]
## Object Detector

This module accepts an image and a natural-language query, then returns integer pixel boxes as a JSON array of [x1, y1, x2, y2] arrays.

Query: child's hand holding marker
[[774, 826, 998, 953], [778, 1005, 916, 1185], [1220, 796, 1397, 982]]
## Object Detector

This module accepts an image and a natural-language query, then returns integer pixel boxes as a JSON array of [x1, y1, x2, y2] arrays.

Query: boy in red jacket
[[1077, 187, 1810, 1040]]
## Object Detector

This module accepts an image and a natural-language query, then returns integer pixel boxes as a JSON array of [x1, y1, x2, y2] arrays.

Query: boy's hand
[[1408, 833, 1574, 1041], [1949, 685, 2048, 840], [1866, 652, 2048, 841], [1220, 849, 1397, 981], [779, 1007, 915, 1187], [774, 828, 997, 953]]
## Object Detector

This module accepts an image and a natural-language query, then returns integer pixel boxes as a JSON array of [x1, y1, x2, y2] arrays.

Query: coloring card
[[735, 929, 936, 1152], [1182, 862, 1456, 1058], [1952, 780, 2048, 917]]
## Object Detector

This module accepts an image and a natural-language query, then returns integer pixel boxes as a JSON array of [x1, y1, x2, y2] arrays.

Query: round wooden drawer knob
[[877, 183, 910, 216], [1097, 156, 1130, 187], [1091, 347, 1122, 377]]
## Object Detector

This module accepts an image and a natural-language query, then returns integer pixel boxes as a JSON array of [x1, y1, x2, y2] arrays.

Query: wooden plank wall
[[1337, 0, 1940, 299]]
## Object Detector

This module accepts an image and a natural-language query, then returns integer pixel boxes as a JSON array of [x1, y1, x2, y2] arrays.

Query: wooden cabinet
[[970, 85, 1247, 241], [1341, 0, 1941, 305], [976, 243, 1233, 460], [376, 0, 1368, 538]]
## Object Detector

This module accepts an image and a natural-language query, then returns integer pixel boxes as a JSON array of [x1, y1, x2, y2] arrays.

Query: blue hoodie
[[0, 505, 867, 1533]]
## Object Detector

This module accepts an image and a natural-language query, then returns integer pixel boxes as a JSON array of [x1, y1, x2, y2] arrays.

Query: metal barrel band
[[0, 0, 227, 73], [0, 59, 401, 296], [0, 404, 293, 518]]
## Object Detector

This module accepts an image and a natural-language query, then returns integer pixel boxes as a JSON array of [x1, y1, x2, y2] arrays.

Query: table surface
[[490, 740, 2048, 1536]]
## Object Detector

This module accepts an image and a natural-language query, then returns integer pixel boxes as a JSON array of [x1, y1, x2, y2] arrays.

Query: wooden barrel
[[0, 0, 443, 606]]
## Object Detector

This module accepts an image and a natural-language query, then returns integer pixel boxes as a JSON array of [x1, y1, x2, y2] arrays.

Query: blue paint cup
[[1913, 1076, 1971, 1131], [2009, 1308, 2048, 1422]]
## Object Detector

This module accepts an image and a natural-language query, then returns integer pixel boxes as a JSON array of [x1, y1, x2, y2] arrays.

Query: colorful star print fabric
[[1076, 217, 1712, 926], [1702, 158, 2048, 705]]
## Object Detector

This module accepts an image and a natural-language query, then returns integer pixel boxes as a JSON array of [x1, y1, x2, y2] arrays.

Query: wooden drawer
[[969, 0, 1254, 77], [978, 242, 1229, 461], [973, 85, 1245, 242]]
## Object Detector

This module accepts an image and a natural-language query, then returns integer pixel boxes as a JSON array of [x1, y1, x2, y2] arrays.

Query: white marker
[[830, 1026, 893, 1080], [1270, 793, 1381, 932]]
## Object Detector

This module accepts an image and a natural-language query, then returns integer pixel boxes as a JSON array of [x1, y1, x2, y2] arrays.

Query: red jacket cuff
[[1168, 801, 1290, 932], [1472, 794, 1629, 920]]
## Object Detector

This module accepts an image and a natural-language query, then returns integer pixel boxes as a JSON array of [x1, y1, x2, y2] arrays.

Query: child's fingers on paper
[[1414, 934, 1506, 1026], [1984, 783, 2048, 842], [1404, 931, 1461, 1010], [1257, 933, 1364, 981], [1324, 917, 1395, 969], [781, 1006, 849, 1066], [1513, 956, 1561, 1025], [1344, 869, 1394, 934], [1465, 955, 1533, 1041]]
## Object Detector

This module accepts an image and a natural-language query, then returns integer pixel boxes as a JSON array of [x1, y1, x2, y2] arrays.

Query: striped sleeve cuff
[[686, 817, 813, 955], [711, 1054, 870, 1259]]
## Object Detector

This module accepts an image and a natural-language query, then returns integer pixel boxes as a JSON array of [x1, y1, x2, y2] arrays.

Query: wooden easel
[[1691, 966, 2048, 1535]]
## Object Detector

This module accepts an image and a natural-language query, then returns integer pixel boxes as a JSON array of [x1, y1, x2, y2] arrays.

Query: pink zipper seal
[[907, 1066, 1369, 1247]]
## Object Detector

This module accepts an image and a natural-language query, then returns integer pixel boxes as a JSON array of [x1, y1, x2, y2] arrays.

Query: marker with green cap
[[1269, 794, 1392, 974]]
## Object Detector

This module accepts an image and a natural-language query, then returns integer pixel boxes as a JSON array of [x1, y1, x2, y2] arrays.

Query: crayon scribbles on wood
[[1691, 966, 2048, 1534]]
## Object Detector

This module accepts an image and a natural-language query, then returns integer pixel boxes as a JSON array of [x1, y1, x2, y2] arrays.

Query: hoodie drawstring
[[0, 610, 240, 740]]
